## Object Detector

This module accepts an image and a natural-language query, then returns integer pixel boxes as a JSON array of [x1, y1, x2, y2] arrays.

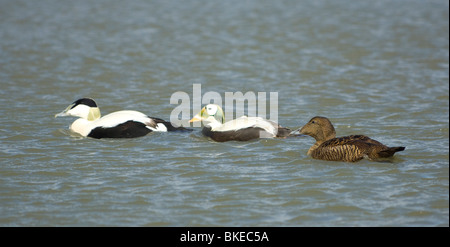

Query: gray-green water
[[0, 0, 448, 226]]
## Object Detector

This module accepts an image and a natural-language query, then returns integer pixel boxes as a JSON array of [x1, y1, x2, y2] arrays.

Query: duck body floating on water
[[292, 116, 405, 162], [189, 104, 291, 142], [55, 98, 189, 138]]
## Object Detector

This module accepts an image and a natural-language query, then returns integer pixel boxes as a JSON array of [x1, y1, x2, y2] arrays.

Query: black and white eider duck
[[291, 116, 405, 162], [189, 104, 291, 142], [55, 98, 189, 138]]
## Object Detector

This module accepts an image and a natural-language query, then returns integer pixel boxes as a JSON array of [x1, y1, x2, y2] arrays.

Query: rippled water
[[0, 0, 448, 226]]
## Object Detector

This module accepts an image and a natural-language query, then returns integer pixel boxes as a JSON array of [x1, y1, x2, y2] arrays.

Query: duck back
[[310, 135, 405, 162]]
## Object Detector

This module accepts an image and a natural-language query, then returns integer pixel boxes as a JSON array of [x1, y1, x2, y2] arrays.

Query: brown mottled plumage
[[297, 116, 405, 162]]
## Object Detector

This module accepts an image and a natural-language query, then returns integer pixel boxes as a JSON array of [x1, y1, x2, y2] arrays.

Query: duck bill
[[189, 114, 203, 123], [290, 128, 300, 135], [189, 108, 206, 123], [54, 104, 73, 118], [289, 128, 305, 136], [54, 111, 68, 118]]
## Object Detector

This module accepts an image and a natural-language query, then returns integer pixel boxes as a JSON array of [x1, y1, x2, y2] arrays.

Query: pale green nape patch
[[87, 107, 101, 121], [214, 106, 225, 124]]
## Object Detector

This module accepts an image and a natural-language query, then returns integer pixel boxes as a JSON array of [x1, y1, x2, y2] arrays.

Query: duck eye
[[311, 120, 315, 124]]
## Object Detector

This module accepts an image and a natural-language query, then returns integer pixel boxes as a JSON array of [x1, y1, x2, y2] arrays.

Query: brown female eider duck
[[291, 116, 405, 162], [55, 98, 190, 138], [189, 104, 291, 142]]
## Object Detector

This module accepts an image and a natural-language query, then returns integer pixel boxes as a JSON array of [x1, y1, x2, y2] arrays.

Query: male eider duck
[[55, 98, 189, 138], [189, 104, 291, 142], [291, 116, 405, 162]]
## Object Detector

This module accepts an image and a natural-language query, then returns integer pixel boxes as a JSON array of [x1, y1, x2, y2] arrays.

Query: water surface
[[0, 0, 448, 226]]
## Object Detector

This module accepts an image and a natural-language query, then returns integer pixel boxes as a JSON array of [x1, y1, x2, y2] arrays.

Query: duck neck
[[309, 132, 336, 155], [313, 128, 336, 143], [307, 142, 321, 155], [204, 116, 222, 130], [87, 107, 101, 121]]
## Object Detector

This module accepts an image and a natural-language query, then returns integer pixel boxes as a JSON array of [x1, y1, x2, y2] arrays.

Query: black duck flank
[[298, 116, 405, 162]]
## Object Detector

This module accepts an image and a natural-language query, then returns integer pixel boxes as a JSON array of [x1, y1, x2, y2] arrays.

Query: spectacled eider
[[55, 98, 190, 138], [291, 116, 405, 162], [189, 104, 291, 142]]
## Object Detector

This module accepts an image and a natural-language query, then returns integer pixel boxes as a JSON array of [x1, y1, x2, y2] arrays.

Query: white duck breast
[[55, 98, 189, 139]]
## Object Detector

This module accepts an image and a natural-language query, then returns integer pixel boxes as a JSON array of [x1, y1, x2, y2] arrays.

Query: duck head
[[189, 104, 225, 127], [55, 98, 101, 121], [291, 116, 336, 142]]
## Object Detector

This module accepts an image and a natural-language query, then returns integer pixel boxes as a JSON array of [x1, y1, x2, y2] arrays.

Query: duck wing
[[321, 135, 376, 146], [317, 135, 404, 161], [94, 111, 156, 128], [214, 116, 277, 135], [343, 135, 386, 146], [313, 135, 377, 162]]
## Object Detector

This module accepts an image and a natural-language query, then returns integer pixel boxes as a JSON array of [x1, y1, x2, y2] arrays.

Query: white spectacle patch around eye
[[206, 104, 218, 116]]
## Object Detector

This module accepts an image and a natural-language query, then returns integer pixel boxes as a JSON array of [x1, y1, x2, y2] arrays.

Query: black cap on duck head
[[72, 98, 97, 108], [300, 116, 336, 142]]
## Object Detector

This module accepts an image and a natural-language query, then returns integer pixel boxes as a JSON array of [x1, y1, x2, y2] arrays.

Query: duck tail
[[152, 118, 193, 132], [378, 146, 405, 158], [276, 127, 293, 137]]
